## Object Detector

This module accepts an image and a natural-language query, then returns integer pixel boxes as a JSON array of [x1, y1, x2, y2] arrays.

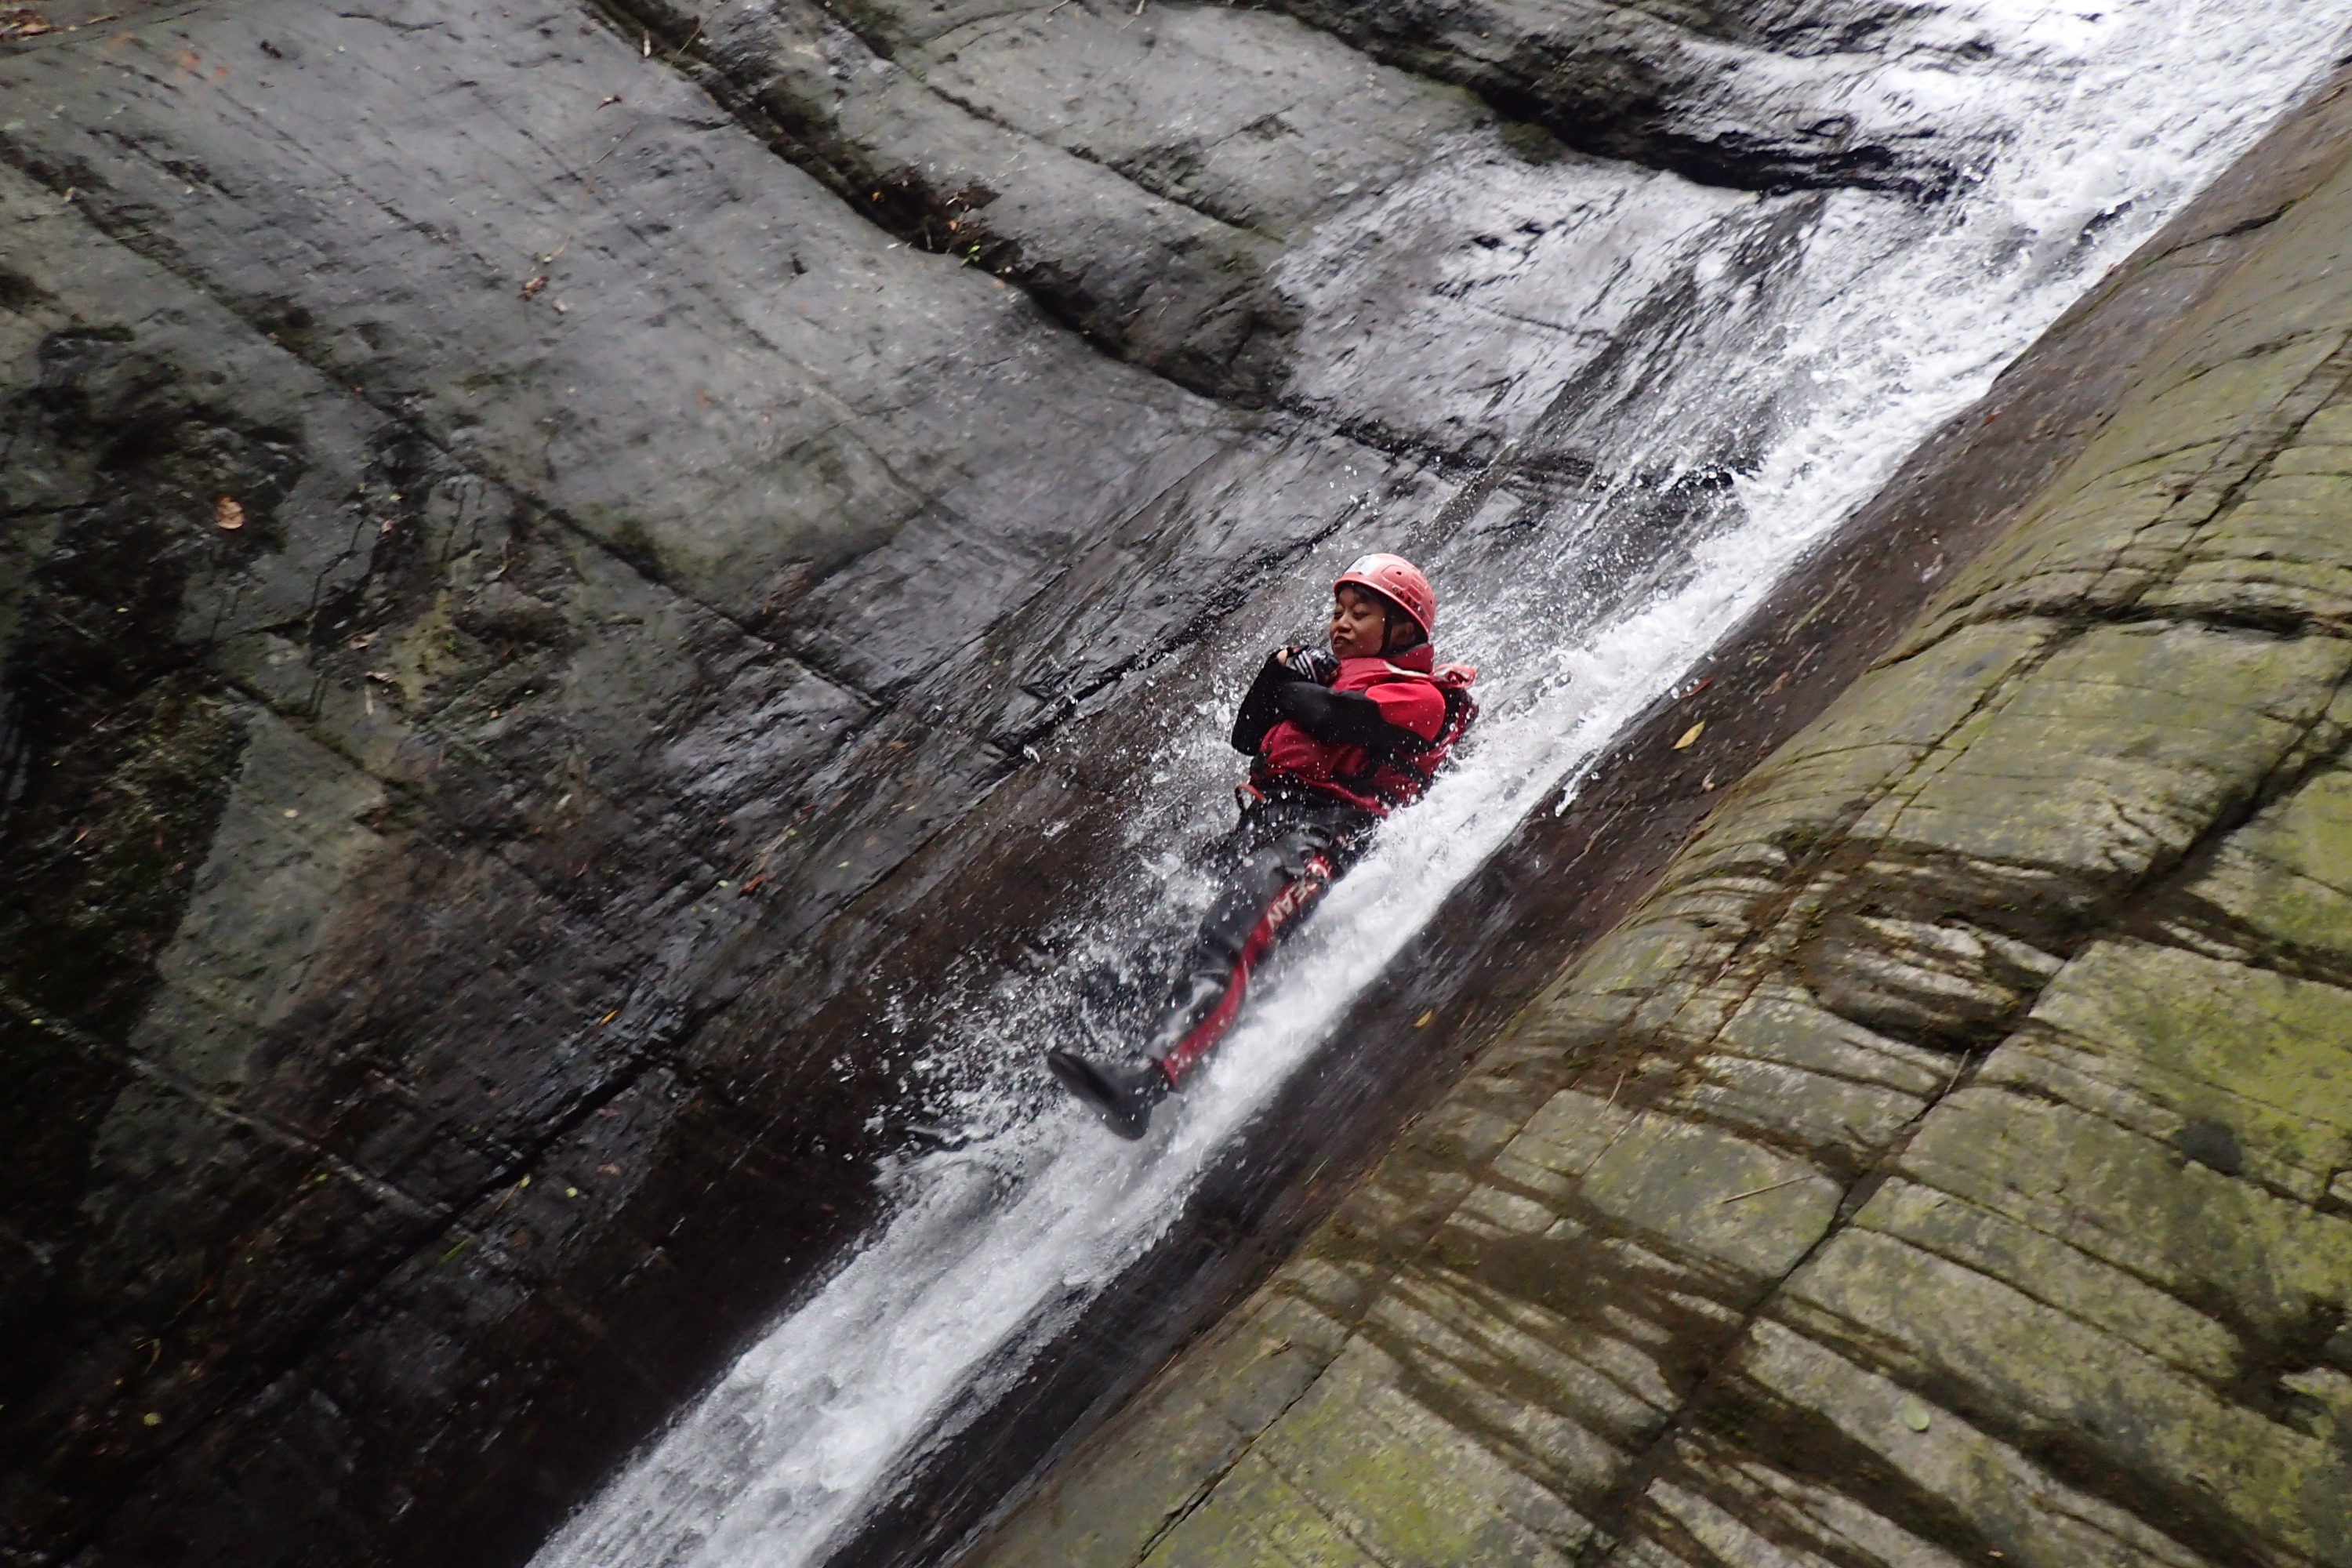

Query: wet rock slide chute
[[0, 2, 2346, 1566]]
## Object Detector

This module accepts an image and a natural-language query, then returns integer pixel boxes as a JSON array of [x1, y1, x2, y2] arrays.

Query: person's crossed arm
[[1230, 649, 1441, 755]]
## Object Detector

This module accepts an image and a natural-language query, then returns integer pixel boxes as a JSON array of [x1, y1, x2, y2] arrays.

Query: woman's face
[[1328, 585, 1392, 660]]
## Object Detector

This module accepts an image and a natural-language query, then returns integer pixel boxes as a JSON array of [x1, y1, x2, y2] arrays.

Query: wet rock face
[[607, 0, 1975, 409], [968, 69, 2352, 1568], [0, 0, 2007, 1561], [1248, 0, 1981, 195]]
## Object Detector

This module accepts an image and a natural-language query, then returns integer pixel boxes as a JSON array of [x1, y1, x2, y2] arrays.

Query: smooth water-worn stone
[[1247, 0, 1981, 195], [603, 0, 1364, 401]]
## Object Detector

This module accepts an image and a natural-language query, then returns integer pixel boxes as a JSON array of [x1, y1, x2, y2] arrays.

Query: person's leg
[[1149, 802, 1367, 1083], [1049, 800, 1369, 1137], [1044, 812, 1264, 1138]]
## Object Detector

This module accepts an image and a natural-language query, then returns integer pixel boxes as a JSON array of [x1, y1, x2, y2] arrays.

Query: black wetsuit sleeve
[[1269, 681, 1429, 751], [1229, 655, 1298, 754]]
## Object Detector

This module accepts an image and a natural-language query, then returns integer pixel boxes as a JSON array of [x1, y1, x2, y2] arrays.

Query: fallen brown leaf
[[212, 495, 245, 531]]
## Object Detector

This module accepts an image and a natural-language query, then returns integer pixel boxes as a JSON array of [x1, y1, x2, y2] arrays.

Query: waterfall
[[534, 5, 2352, 1564]]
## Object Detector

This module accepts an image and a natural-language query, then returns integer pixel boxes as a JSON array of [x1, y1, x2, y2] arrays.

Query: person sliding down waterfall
[[1047, 554, 1476, 1139]]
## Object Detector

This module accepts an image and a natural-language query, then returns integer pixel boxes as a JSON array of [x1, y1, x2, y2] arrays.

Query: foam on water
[[535, 7, 2352, 1564]]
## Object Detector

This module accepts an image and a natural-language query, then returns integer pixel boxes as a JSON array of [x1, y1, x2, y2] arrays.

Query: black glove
[[1235, 647, 1333, 753], [1274, 645, 1338, 684]]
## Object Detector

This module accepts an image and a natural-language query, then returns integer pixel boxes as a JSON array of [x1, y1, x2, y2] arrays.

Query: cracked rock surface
[[0, 0, 2042, 1561], [964, 70, 2352, 1568]]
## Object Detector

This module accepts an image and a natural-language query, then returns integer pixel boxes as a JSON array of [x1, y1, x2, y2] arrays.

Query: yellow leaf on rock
[[1674, 721, 1704, 750]]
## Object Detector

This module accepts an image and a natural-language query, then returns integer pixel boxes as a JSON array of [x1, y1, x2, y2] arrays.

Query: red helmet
[[1334, 553, 1436, 640]]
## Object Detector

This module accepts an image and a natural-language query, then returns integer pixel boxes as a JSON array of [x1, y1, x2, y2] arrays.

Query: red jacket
[[1247, 646, 1475, 815]]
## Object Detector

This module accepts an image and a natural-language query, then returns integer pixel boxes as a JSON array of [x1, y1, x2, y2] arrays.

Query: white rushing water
[[538, 6, 2352, 1565]]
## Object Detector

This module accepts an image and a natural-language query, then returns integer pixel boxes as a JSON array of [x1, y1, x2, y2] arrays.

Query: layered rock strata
[[0, 1, 2024, 1563], [604, 0, 1980, 409], [1236, 0, 1979, 195], [967, 70, 2352, 1568]]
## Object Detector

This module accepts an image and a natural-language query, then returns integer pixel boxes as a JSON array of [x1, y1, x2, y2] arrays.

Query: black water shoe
[[1046, 1050, 1171, 1140]]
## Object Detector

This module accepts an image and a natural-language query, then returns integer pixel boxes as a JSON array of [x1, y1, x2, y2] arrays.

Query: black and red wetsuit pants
[[1147, 796, 1377, 1084]]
